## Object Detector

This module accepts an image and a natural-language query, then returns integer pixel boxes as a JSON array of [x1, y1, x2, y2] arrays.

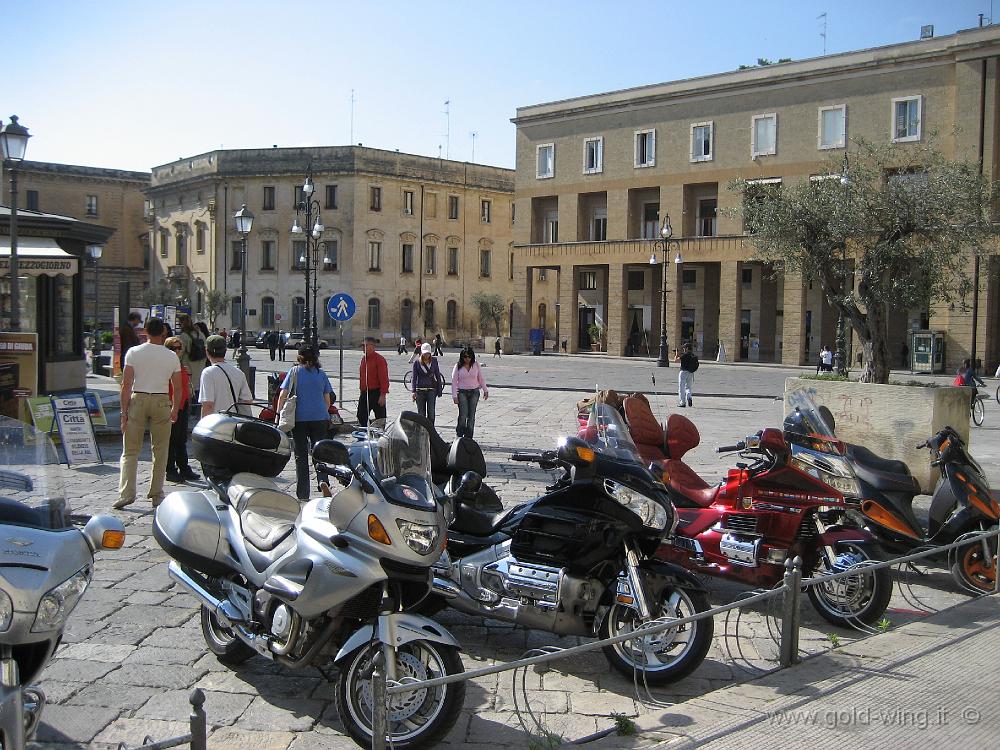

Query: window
[[511, 202, 516, 224], [751, 113, 777, 157], [583, 136, 603, 174], [403, 190, 414, 215], [480, 249, 491, 277], [292, 297, 305, 329], [425, 192, 438, 218], [697, 199, 718, 237], [261, 297, 275, 327], [447, 247, 459, 275], [580, 271, 597, 290], [322, 297, 335, 328], [293, 185, 305, 207], [481, 199, 491, 223], [401, 243, 414, 273], [818, 104, 847, 149], [448, 195, 459, 220], [425, 245, 436, 275], [592, 209, 607, 241], [538, 303, 547, 331], [370, 186, 382, 211], [263, 186, 275, 210], [230, 240, 243, 270], [196, 223, 206, 253], [742, 268, 753, 285], [322, 240, 338, 271], [634, 129, 656, 168], [690, 122, 713, 162], [536, 143, 554, 178], [160, 231, 170, 258], [176, 233, 187, 266], [682, 269, 697, 288], [325, 184, 338, 209], [292, 240, 306, 270], [892, 96, 922, 142], [367, 298, 381, 328], [744, 178, 781, 233], [424, 300, 435, 329], [368, 241, 382, 271], [26, 190, 39, 211], [231, 296, 243, 326], [261, 240, 275, 270], [86, 195, 98, 216], [544, 211, 559, 243], [446, 300, 458, 329], [538, 268, 547, 281], [628, 271, 645, 291]]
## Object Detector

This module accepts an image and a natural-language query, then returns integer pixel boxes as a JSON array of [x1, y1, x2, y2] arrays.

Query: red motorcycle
[[581, 395, 893, 627]]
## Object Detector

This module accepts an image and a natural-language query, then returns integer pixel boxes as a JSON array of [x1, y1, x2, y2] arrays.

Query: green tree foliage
[[471, 292, 505, 338], [203, 289, 228, 330], [732, 139, 995, 383]]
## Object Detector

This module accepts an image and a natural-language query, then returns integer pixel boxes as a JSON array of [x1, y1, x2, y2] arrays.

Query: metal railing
[[117, 689, 207, 750]]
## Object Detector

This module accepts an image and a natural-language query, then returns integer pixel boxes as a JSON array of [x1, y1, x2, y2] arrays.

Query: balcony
[[514, 235, 749, 263], [167, 265, 190, 280]]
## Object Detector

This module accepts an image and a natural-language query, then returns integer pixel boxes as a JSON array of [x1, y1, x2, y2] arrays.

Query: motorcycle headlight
[[604, 480, 669, 531], [0, 589, 12, 632], [790, 453, 860, 500], [32, 566, 92, 633], [395, 519, 441, 556]]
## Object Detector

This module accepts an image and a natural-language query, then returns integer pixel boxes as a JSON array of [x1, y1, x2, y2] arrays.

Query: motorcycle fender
[[638, 559, 708, 593], [334, 612, 461, 663], [819, 524, 876, 547]]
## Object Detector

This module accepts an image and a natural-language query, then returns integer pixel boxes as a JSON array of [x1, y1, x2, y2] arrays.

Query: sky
[[5, 0, 995, 172]]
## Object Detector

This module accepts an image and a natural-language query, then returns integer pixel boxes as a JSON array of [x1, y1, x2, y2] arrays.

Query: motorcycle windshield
[[0, 417, 69, 529], [376, 416, 434, 485], [784, 392, 837, 439], [584, 404, 642, 461]]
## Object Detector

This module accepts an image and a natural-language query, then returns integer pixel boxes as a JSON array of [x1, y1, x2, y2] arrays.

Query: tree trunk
[[860, 298, 891, 383]]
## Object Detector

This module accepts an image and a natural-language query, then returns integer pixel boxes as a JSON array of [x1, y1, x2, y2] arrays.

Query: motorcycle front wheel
[[599, 586, 713, 685], [951, 532, 997, 594], [807, 542, 893, 627], [335, 640, 465, 750]]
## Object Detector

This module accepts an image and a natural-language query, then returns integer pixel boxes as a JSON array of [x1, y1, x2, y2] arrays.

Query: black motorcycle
[[390, 407, 713, 685]]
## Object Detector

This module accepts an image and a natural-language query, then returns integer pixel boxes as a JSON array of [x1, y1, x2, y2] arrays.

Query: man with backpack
[[674, 342, 699, 407], [177, 314, 207, 412]]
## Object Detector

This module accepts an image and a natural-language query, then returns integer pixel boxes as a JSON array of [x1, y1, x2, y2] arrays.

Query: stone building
[[1, 161, 151, 330], [146, 147, 515, 347], [511, 25, 1000, 369]]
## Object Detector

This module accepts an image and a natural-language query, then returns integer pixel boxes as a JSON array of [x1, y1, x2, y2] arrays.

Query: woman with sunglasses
[[163, 336, 199, 483], [451, 347, 489, 439]]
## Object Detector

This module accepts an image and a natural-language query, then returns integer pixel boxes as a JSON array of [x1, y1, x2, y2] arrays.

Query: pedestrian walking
[[199, 335, 253, 417], [276, 346, 334, 500], [433, 333, 444, 356], [820, 345, 834, 373], [358, 336, 390, 427], [411, 343, 444, 424], [398, 335, 408, 355], [230, 329, 242, 360], [674, 342, 699, 408], [177, 314, 208, 407], [451, 347, 489, 438], [268, 330, 279, 361], [119, 311, 143, 364], [408, 338, 423, 364], [115, 317, 181, 510], [494, 338, 502, 358], [162, 336, 199, 483], [278, 331, 288, 361]]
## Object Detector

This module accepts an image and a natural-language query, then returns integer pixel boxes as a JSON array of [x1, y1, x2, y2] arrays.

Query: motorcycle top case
[[193, 413, 291, 477]]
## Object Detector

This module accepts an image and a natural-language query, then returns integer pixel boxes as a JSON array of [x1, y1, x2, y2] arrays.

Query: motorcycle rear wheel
[[807, 542, 893, 627], [952, 538, 997, 594], [200, 605, 256, 667], [336, 640, 465, 749], [599, 586, 713, 685]]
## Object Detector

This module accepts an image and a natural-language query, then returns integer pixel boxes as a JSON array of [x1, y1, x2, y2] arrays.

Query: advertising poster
[[0, 332, 39, 419], [51, 396, 101, 465]]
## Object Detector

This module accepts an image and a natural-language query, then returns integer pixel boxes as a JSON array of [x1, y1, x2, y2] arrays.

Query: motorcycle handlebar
[[511, 451, 544, 462], [716, 442, 746, 453]]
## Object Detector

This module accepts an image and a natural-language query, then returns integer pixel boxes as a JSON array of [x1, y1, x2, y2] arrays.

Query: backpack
[[188, 334, 206, 362]]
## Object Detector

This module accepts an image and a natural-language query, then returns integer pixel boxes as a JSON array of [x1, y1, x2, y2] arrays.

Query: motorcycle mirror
[[557, 436, 596, 465], [456, 471, 483, 499], [312, 439, 350, 467]]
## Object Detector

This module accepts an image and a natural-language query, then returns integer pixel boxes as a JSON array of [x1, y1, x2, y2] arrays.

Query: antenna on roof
[[444, 100, 451, 159], [817, 12, 827, 54], [350, 89, 356, 144], [470, 131, 477, 163]]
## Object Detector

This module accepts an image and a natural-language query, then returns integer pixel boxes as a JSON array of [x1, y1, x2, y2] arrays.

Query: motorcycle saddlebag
[[193, 413, 291, 478], [153, 491, 231, 577]]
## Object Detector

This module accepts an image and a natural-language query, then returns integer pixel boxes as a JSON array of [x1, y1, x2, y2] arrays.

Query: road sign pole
[[339, 322, 344, 411]]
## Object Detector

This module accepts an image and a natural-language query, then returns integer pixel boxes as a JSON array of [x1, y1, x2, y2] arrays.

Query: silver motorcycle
[[154, 412, 466, 749], [0, 417, 125, 749]]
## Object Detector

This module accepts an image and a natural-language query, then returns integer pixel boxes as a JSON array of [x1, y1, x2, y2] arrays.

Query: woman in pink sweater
[[451, 347, 489, 438]]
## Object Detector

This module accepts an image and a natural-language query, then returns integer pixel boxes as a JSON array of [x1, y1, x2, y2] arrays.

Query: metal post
[[311, 245, 319, 354], [91, 255, 102, 375], [779, 556, 803, 667], [188, 687, 207, 750], [236, 235, 251, 383], [657, 243, 670, 367], [371, 650, 388, 750], [7, 167, 19, 331], [338, 321, 344, 406], [303, 200, 312, 349], [0, 654, 25, 750]]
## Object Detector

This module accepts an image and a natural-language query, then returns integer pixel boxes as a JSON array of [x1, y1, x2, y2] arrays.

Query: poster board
[[27, 397, 55, 433], [50, 396, 102, 465], [0, 332, 39, 420]]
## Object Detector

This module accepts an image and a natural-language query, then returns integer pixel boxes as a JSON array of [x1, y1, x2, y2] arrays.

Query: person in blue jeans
[[276, 346, 334, 500], [411, 342, 443, 424]]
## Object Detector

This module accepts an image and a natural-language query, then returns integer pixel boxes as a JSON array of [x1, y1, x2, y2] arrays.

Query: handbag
[[277, 367, 299, 432]]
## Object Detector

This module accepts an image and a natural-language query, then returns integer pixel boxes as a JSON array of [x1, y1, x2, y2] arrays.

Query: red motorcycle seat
[[623, 397, 667, 463], [665, 459, 718, 507]]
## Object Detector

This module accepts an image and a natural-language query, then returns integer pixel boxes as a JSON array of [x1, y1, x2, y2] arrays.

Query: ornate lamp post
[[649, 213, 683, 367], [1, 115, 31, 331], [836, 153, 850, 376], [233, 204, 254, 382], [87, 244, 104, 374], [291, 175, 324, 350]]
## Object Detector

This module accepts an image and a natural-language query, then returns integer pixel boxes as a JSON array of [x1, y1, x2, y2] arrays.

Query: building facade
[[146, 147, 514, 346], [511, 25, 1000, 369], [1, 162, 151, 330]]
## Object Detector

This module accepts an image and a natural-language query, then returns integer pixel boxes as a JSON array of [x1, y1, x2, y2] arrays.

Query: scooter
[[784, 407, 999, 593], [608, 395, 893, 628], [0, 417, 125, 749], [154, 412, 467, 749], [407, 406, 713, 685]]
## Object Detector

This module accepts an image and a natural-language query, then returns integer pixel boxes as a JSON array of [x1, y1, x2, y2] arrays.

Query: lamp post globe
[[233, 204, 254, 383], [1, 115, 31, 332]]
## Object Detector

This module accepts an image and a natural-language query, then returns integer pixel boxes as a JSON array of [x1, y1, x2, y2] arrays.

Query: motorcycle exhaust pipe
[[431, 577, 462, 599], [167, 561, 243, 626]]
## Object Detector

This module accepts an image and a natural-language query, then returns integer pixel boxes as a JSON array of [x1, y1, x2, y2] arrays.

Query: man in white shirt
[[199, 335, 253, 417], [116, 317, 181, 510]]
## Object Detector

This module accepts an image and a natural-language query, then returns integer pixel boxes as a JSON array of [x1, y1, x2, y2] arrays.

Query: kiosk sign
[[51, 396, 102, 466]]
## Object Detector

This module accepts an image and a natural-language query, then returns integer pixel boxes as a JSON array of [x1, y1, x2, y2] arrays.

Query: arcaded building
[[510, 25, 1000, 368]]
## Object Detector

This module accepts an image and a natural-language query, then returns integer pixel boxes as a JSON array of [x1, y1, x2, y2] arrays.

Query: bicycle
[[403, 370, 445, 394], [972, 388, 988, 427]]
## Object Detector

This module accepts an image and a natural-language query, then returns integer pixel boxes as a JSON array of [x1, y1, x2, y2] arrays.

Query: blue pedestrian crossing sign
[[327, 293, 356, 322]]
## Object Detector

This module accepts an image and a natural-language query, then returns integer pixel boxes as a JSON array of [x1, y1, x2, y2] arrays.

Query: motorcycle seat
[[452, 501, 507, 537], [664, 459, 719, 507], [622, 396, 667, 463], [846, 445, 920, 494], [228, 474, 300, 551]]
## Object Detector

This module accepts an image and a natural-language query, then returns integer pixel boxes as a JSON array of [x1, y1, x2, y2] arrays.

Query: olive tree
[[203, 289, 228, 330], [471, 292, 505, 339], [733, 139, 995, 383]]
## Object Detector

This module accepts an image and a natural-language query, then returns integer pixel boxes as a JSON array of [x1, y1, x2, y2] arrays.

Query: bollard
[[189, 688, 207, 750], [779, 556, 803, 668], [371, 650, 388, 750]]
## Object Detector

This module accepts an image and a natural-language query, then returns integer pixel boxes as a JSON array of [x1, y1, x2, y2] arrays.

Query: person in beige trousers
[[115, 317, 181, 509]]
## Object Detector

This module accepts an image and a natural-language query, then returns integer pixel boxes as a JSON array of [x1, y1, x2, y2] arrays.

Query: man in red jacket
[[358, 336, 389, 426]]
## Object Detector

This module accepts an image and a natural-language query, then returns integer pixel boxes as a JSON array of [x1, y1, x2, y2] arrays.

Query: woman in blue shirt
[[411, 342, 443, 424], [276, 346, 334, 499]]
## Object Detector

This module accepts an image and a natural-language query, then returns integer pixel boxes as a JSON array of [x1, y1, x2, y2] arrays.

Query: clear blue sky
[[6, 0, 992, 172]]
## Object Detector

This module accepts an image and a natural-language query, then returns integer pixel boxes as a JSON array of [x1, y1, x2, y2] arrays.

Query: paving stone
[[85, 622, 158, 646], [93, 718, 188, 746], [139, 625, 202, 649], [494, 687, 569, 713], [33, 680, 85, 705], [35, 704, 120, 743], [134, 688, 253, 726], [209, 727, 295, 750], [287, 732, 360, 749], [105, 604, 192, 627], [61, 618, 110, 644], [123, 645, 205, 665], [39, 659, 117, 683], [56, 643, 137, 663], [237, 696, 323, 732], [125, 590, 173, 606], [105, 663, 207, 689], [571, 691, 638, 716], [65, 683, 159, 711]]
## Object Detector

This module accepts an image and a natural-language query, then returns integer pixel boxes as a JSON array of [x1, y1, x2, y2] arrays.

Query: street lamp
[[1, 115, 31, 332], [836, 153, 850, 376], [649, 213, 683, 367], [233, 204, 254, 382], [87, 244, 104, 374], [291, 174, 324, 350]]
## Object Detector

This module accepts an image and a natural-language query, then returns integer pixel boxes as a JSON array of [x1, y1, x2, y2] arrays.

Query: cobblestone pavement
[[27, 380, 1000, 749]]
